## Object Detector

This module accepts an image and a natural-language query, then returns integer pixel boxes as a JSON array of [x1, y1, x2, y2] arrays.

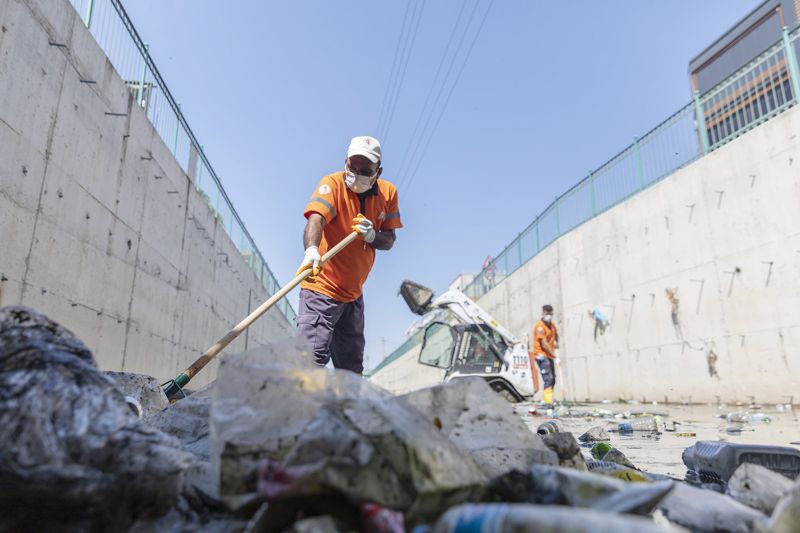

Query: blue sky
[[124, 0, 757, 371]]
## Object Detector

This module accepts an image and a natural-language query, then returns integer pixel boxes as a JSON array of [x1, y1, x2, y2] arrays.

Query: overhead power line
[[401, 0, 495, 197], [394, 0, 478, 187], [379, 0, 427, 144], [375, 1, 414, 139]]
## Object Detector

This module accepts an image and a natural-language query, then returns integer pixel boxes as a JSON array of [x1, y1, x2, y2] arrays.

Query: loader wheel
[[497, 388, 519, 403]]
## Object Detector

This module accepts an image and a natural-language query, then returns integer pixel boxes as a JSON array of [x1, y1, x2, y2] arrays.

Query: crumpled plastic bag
[[0, 306, 190, 531]]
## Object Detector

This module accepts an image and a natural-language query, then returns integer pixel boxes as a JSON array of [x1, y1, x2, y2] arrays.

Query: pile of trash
[[2, 306, 800, 532]]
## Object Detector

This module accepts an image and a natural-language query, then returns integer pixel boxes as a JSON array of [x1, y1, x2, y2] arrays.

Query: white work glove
[[352, 213, 376, 243], [296, 246, 322, 277]]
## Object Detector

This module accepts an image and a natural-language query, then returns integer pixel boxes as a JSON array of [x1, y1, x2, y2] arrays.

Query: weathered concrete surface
[[401, 377, 558, 477], [373, 103, 800, 403], [0, 0, 292, 387]]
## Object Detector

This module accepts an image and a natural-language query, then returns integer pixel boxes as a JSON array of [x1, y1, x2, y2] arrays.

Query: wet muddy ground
[[516, 401, 800, 478]]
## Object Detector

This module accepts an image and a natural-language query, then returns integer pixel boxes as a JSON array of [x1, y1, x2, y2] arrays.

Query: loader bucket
[[399, 280, 435, 316]]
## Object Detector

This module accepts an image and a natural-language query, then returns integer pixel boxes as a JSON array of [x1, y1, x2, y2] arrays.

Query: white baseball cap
[[347, 136, 382, 164]]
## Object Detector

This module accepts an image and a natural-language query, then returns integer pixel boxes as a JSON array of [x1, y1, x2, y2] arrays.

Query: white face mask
[[543, 314, 553, 323], [344, 169, 375, 193]]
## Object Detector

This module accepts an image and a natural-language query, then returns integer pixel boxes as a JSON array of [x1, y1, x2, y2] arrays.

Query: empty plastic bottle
[[725, 411, 750, 424], [750, 413, 772, 424], [611, 416, 661, 433], [683, 441, 800, 484], [536, 420, 563, 435]]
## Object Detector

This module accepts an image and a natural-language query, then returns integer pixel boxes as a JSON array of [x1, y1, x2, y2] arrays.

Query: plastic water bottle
[[612, 416, 660, 433], [750, 413, 772, 424], [726, 411, 750, 424]]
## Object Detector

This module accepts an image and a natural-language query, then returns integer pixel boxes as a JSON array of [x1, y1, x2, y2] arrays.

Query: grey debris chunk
[[766, 481, 800, 533], [727, 463, 794, 515], [579, 425, 611, 442], [658, 481, 767, 532], [542, 432, 588, 470], [401, 377, 558, 477], [105, 371, 169, 416]]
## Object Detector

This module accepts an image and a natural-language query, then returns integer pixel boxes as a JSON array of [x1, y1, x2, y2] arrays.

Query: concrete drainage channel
[[2, 305, 799, 532]]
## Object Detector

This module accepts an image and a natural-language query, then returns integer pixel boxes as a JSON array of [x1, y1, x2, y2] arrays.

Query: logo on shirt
[[378, 211, 386, 222], [318, 184, 332, 195], [537, 326, 544, 333]]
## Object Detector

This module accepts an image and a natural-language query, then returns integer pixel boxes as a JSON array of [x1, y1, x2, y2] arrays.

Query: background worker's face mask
[[543, 314, 553, 323]]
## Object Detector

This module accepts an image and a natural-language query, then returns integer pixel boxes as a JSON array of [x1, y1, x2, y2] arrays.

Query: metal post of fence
[[535, 218, 540, 251], [517, 235, 523, 267], [693, 90, 710, 154], [589, 171, 596, 216], [634, 137, 644, 191], [196, 145, 204, 191], [138, 43, 149, 107], [84, 0, 94, 29], [555, 197, 561, 235], [782, 26, 800, 103], [173, 104, 180, 155]]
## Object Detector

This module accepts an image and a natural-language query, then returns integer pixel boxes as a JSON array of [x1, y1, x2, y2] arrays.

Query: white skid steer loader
[[399, 280, 538, 402]]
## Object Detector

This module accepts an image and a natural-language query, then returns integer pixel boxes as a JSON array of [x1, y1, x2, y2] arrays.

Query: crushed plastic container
[[683, 441, 800, 484]]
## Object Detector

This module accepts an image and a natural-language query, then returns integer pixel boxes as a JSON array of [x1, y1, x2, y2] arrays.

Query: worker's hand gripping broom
[[163, 231, 359, 400]]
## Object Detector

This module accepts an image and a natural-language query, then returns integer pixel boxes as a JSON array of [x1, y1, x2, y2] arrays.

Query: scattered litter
[[673, 432, 697, 437]]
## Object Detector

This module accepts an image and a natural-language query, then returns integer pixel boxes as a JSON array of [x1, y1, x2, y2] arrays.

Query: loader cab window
[[419, 322, 456, 369], [464, 332, 496, 366]]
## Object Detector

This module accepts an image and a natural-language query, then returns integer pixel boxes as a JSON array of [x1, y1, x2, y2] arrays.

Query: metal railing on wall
[[67, 0, 296, 324], [462, 25, 800, 303]]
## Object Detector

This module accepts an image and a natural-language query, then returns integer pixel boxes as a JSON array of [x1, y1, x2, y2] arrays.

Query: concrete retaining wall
[[0, 0, 293, 387], [481, 104, 800, 404], [373, 104, 800, 404]]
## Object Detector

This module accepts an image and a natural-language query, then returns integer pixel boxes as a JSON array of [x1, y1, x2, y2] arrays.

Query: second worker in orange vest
[[531, 304, 559, 405], [295, 136, 403, 374]]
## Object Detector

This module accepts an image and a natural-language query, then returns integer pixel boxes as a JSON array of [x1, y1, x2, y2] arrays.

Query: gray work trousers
[[295, 289, 365, 374]]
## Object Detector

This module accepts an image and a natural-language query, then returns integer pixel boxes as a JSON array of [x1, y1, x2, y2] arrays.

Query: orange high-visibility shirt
[[532, 319, 557, 359], [301, 171, 403, 302]]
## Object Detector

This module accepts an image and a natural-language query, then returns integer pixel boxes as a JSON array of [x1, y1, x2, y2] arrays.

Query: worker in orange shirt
[[295, 136, 403, 374], [531, 304, 559, 405]]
